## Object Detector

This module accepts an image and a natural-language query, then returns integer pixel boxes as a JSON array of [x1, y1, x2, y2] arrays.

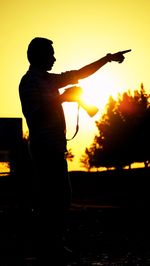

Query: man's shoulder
[[19, 71, 31, 85], [19, 70, 38, 93]]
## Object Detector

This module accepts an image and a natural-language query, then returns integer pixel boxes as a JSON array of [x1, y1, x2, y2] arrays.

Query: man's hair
[[27, 37, 53, 65]]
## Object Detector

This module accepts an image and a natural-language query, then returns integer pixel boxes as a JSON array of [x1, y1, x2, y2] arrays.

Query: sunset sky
[[0, 0, 150, 171]]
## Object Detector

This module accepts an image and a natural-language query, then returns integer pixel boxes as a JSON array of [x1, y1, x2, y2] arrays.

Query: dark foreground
[[1, 168, 150, 265], [64, 205, 150, 265], [0, 204, 150, 266]]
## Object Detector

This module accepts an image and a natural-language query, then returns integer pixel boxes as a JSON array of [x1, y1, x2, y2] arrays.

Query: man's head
[[27, 37, 56, 70]]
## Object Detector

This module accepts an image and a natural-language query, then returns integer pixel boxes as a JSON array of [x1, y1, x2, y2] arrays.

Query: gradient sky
[[0, 0, 150, 171]]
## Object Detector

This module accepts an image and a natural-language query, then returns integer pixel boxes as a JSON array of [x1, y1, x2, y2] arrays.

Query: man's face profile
[[27, 37, 56, 70]]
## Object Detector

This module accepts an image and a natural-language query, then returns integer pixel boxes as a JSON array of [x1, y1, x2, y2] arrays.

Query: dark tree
[[80, 147, 94, 171], [81, 84, 150, 170], [65, 148, 75, 162]]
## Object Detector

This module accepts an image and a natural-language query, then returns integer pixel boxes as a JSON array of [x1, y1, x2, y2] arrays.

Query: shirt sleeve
[[47, 70, 79, 89]]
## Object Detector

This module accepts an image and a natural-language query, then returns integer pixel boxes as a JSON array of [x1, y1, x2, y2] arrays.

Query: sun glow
[[79, 69, 126, 112]]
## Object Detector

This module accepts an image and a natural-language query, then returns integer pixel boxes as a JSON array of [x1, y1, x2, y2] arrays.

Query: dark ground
[[63, 205, 150, 265], [0, 204, 150, 265], [1, 169, 150, 265]]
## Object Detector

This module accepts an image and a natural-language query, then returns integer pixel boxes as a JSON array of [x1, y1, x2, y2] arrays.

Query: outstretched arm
[[59, 49, 131, 103], [76, 49, 131, 80]]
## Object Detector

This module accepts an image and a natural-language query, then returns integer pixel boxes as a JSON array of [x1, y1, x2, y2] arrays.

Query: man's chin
[[46, 65, 53, 71]]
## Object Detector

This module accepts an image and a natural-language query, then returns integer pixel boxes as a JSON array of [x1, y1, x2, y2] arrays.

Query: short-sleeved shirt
[[19, 66, 79, 152]]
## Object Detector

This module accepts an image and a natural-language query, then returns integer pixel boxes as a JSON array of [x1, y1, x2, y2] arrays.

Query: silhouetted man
[[19, 37, 128, 265]]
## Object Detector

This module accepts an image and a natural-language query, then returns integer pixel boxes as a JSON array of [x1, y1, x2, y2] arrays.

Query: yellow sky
[[0, 0, 150, 171]]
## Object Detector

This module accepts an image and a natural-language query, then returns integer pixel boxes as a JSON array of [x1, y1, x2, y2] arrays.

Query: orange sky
[[0, 0, 150, 171]]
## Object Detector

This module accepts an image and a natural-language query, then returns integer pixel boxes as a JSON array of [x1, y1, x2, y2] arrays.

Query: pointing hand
[[107, 49, 131, 63]]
